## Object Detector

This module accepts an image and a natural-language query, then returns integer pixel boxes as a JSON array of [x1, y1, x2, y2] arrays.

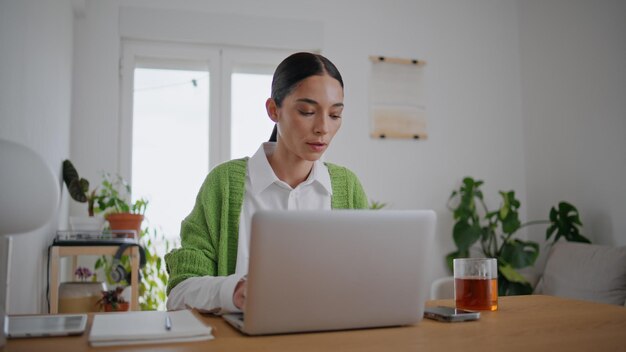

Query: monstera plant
[[446, 177, 590, 296]]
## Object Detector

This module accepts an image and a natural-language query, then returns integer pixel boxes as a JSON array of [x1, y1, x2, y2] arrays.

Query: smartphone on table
[[424, 306, 480, 322]]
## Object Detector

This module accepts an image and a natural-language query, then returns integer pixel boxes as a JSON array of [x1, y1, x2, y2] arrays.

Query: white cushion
[[537, 242, 626, 306]]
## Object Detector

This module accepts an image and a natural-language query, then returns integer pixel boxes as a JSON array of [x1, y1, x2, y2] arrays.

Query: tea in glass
[[453, 258, 498, 311]]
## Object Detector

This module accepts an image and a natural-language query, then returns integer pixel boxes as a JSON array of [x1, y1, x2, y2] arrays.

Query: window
[[230, 70, 274, 159], [132, 67, 209, 240], [220, 47, 291, 161], [121, 42, 290, 240]]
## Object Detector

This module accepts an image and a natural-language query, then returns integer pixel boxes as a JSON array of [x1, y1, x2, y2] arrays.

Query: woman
[[165, 52, 368, 313]]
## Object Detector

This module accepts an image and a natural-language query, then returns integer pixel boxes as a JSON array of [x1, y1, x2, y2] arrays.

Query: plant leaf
[[62, 160, 80, 186], [499, 191, 521, 234], [498, 262, 528, 284], [500, 239, 539, 269], [545, 223, 557, 241], [68, 179, 87, 202], [549, 206, 557, 221], [499, 191, 510, 219], [453, 220, 481, 251], [547, 201, 591, 244], [571, 232, 591, 244], [79, 178, 89, 194], [499, 277, 533, 296]]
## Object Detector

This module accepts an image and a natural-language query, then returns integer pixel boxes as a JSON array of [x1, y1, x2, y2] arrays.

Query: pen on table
[[165, 314, 172, 331]]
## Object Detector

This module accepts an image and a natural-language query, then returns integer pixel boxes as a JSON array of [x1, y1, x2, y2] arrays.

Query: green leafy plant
[[96, 173, 148, 215], [63, 166, 169, 310], [369, 200, 388, 210], [95, 225, 173, 310], [89, 173, 173, 310], [446, 176, 590, 296], [137, 227, 174, 310], [62, 159, 99, 216]]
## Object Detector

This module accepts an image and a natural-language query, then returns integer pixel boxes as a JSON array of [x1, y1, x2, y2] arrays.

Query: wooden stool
[[49, 245, 140, 313]]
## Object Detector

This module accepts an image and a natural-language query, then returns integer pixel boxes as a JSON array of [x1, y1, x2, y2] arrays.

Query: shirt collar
[[247, 142, 333, 196]]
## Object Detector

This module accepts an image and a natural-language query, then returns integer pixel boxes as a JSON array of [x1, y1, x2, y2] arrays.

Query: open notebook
[[89, 310, 213, 347]]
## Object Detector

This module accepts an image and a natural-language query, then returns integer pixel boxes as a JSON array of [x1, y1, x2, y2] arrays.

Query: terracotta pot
[[102, 302, 130, 312], [106, 213, 144, 238]]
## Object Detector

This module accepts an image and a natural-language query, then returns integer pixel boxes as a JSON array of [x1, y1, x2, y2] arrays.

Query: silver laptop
[[223, 209, 436, 335]]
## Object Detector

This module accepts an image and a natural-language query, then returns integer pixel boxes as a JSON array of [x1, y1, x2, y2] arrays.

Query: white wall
[[0, 0, 74, 313], [518, 0, 626, 270], [72, 0, 527, 287]]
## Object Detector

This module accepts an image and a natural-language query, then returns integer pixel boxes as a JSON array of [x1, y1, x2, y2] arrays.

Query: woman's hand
[[233, 278, 247, 311]]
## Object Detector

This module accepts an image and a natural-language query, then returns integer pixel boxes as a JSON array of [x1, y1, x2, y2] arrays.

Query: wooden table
[[6, 295, 626, 352]]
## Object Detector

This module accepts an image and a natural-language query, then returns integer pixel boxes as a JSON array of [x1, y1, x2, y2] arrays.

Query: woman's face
[[267, 74, 344, 162]]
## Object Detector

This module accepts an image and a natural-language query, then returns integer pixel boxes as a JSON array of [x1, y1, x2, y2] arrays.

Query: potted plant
[[95, 210, 175, 311], [97, 173, 148, 238], [136, 227, 174, 311], [58, 266, 106, 313], [446, 176, 590, 296], [96, 286, 129, 312], [369, 200, 388, 210], [62, 159, 105, 231]]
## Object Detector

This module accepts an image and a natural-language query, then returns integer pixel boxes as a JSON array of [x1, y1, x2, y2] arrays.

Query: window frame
[[220, 46, 292, 160], [120, 40, 220, 182], [119, 40, 292, 181]]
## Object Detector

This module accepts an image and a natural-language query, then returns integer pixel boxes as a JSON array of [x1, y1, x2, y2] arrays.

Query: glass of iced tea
[[453, 258, 498, 311]]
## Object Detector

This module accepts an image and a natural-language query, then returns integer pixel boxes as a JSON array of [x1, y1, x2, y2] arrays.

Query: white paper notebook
[[89, 310, 213, 347]]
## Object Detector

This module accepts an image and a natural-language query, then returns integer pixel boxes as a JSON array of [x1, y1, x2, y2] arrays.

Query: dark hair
[[269, 52, 344, 142]]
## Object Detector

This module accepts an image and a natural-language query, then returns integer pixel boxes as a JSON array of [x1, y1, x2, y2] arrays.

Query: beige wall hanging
[[369, 56, 427, 140]]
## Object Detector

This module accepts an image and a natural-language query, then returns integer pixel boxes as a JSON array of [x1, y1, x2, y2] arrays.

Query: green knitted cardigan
[[165, 158, 368, 294]]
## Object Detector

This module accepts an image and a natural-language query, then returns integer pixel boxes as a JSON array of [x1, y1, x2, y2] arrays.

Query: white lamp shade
[[0, 139, 59, 235]]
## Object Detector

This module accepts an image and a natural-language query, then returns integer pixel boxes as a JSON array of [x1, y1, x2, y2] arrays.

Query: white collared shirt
[[166, 143, 332, 313]]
